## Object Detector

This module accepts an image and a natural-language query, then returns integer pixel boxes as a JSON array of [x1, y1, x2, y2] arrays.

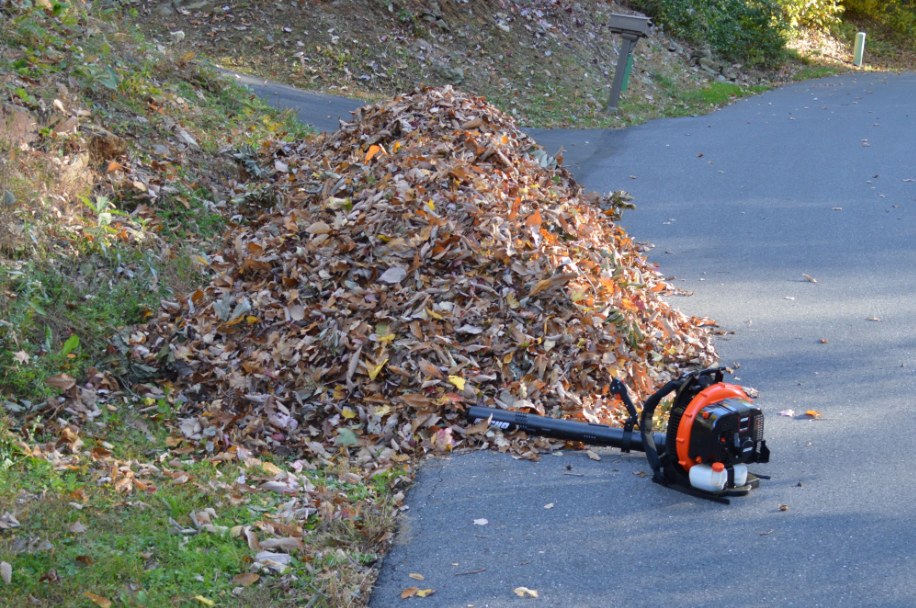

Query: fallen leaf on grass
[[0, 513, 20, 529], [473, 518, 488, 526], [586, 450, 600, 461], [193, 596, 215, 606], [85, 592, 112, 608], [1, 562, 10, 585], [232, 573, 259, 586], [409, 573, 425, 580], [69, 521, 88, 534], [513, 587, 539, 598], [45, 373, 76, 391]]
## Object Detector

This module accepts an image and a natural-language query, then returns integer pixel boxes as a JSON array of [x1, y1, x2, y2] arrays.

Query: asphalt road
[[229, 71, 916, 607]]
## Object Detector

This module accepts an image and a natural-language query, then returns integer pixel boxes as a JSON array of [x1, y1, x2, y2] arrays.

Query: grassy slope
[[0, 5, 403, 607], [131, 0, 801, 129]]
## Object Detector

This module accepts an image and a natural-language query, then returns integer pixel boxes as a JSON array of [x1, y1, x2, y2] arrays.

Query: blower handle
[[638, 379, 683, 481]]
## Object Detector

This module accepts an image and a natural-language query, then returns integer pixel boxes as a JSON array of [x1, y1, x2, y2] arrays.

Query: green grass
[[676, 82, 770, 108], [793, 64, 844, 80], [0, 418, 401, 607]]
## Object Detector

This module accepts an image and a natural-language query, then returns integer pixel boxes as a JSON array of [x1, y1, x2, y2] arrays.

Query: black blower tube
[[467, 406, 667, 453]]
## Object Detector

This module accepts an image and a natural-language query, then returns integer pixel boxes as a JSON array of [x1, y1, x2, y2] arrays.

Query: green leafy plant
[[633, 0, 789, 65]]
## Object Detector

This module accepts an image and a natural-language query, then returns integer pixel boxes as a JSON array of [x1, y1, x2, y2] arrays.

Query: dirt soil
[[134, 0, 815, 129]]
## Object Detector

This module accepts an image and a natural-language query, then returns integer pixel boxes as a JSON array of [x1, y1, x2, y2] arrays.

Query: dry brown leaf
[[69, 521, 88, 534], [232, 572, 259, 586], [45, 373, 76, 391], [401, 587, 419, 599]]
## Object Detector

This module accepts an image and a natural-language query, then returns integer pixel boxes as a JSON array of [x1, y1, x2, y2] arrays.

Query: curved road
[[235, 71, 916, 608]]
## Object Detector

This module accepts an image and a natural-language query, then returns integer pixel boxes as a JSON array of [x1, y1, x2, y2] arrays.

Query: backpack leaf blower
[[467, 367, 769, 504]]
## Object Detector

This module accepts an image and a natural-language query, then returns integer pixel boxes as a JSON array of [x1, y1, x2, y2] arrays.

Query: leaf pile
[[136, 86, 717, 467]]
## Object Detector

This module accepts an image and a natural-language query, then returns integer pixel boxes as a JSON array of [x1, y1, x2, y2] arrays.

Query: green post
[[853, 32, 866, 67], [621, 53, 634, 93]]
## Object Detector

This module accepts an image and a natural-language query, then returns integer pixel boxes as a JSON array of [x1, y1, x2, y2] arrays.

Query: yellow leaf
[[513, 587, 539, 598], [506, 292, 520, 310], [365, 145, 381, 162], [245, 316, 259, 324], [342, 408, 357, 419], [426, 199, 435, 211], [369, 358, 389, 381], [193, 596, 215, 607], [416, 589, 435, 598], [448, 376, 466, 391], [261, 462, 282, 476], [806, 410, 822, 418], [392, 141, 402, 152], [85, 593, 112, 608], [409, 573, 425, 580], [374, 405, 391, 417]]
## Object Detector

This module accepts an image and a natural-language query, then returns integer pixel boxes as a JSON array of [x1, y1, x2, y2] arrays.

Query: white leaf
[[473, 518, 488, 526], [378, 266, 407, 284], [777, 409, 796, 417], [0, 561, 10, 585], [586, 450, 601, 461], [455, 324, 483, 334]]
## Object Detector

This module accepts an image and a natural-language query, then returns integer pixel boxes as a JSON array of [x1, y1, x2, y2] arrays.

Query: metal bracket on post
[[604, 14, 651, 113]]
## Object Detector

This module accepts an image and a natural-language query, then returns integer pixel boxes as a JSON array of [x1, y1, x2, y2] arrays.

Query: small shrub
[[634, 0, 789, 65], [844, 0, 916, 40], [781, 0, 844, 31]]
